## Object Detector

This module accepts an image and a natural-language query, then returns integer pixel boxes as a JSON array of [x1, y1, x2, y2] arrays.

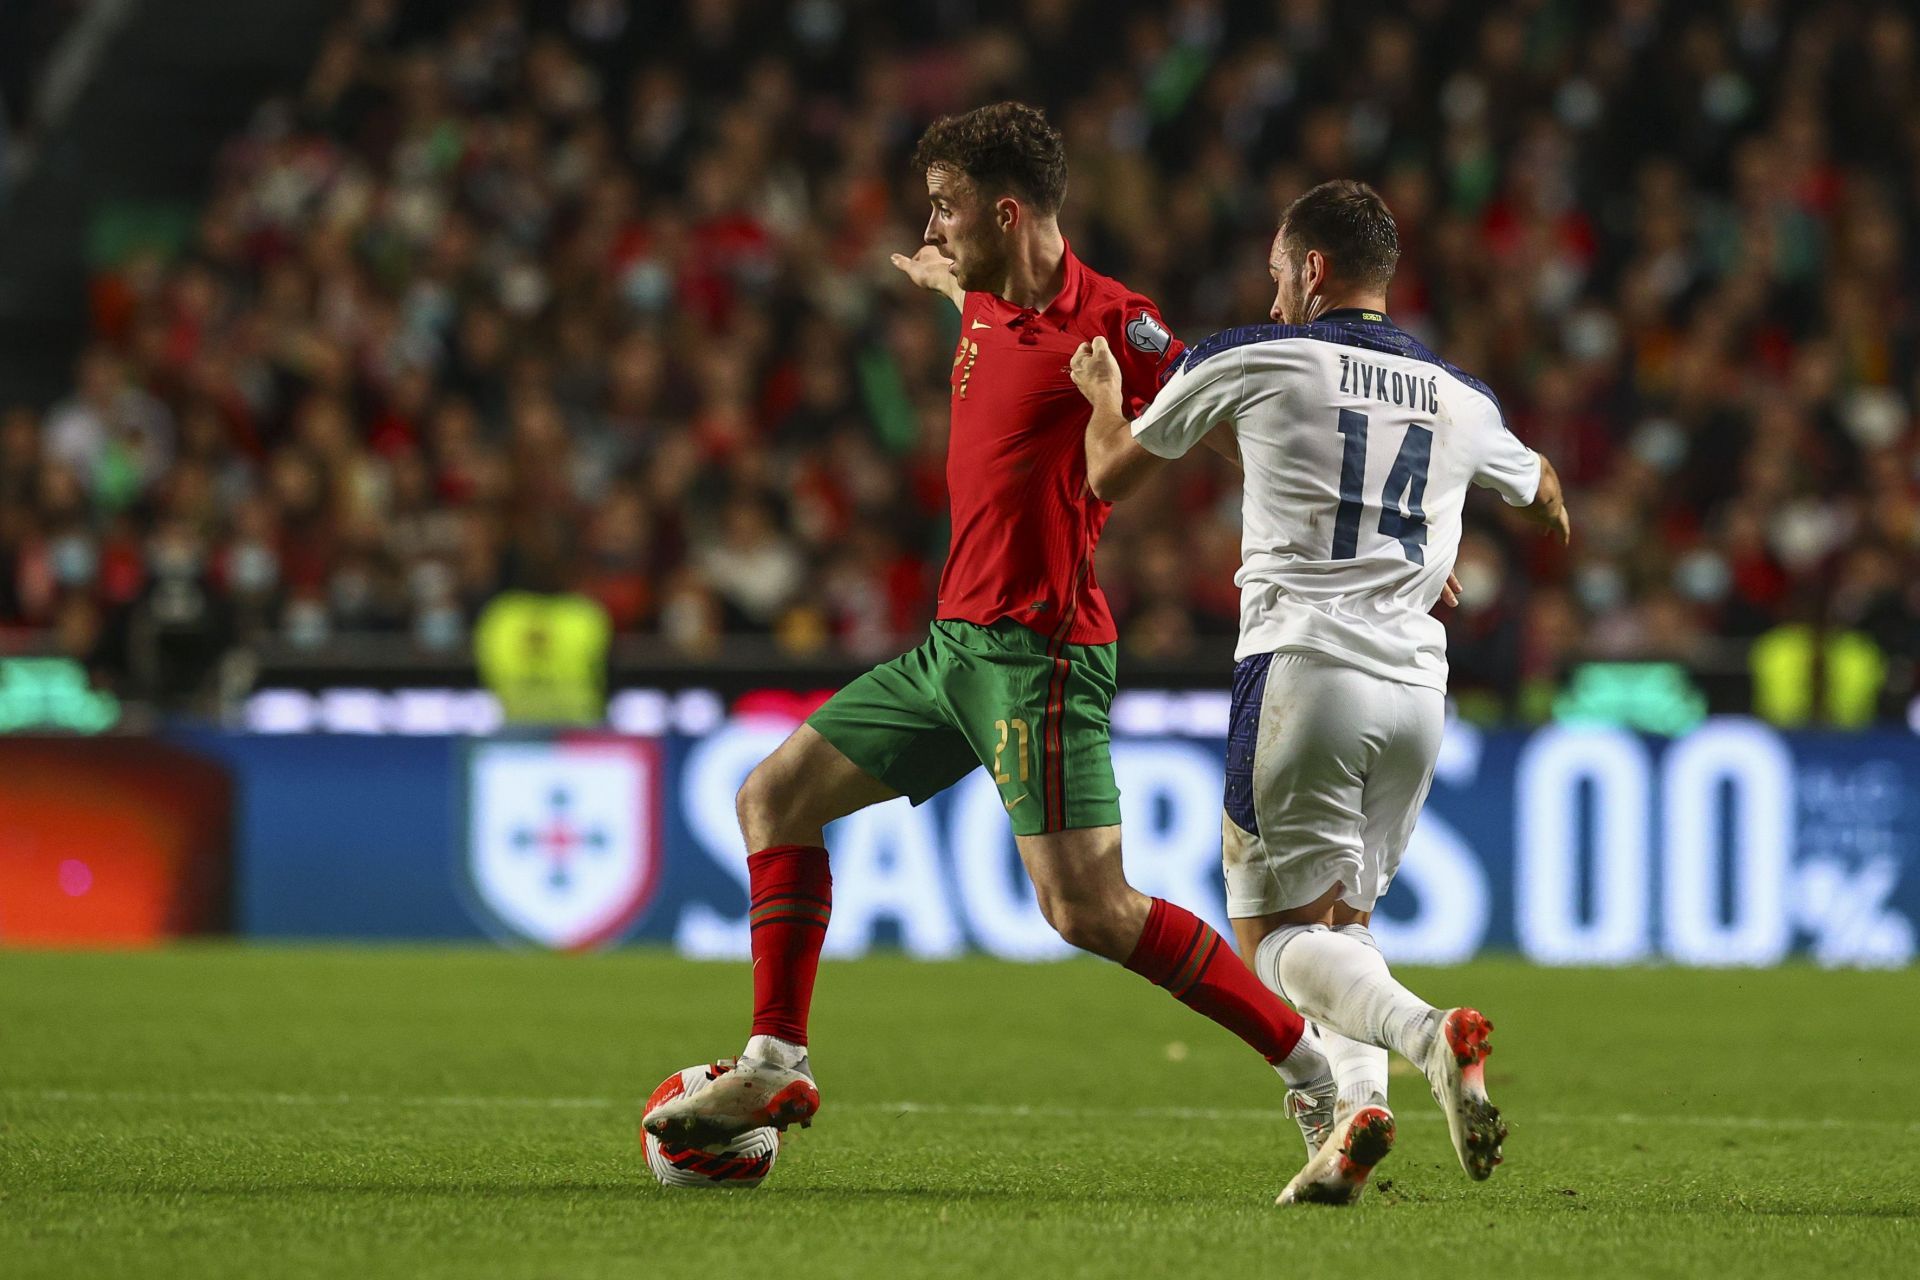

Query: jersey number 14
[[1332, 409, 1430, 564]]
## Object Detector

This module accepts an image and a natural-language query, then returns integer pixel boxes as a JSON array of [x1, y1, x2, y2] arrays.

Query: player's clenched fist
[[1069, 336, 1123, 409]]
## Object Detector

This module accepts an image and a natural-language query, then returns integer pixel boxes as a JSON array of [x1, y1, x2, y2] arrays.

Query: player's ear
[[994, 195, 1019, 233], [1304, 249, 1328, 297]]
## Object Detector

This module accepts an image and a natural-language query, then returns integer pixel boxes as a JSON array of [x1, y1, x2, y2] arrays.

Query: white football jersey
[[1131, 310, 1540, 690]]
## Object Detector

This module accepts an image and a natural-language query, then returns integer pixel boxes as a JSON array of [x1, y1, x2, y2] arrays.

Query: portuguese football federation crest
[[463, 737, 662, 949]]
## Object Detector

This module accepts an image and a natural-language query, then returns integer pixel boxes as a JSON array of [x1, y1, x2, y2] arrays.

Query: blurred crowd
[[2, 0, 1919, 719], [0, 0, 93, 203]]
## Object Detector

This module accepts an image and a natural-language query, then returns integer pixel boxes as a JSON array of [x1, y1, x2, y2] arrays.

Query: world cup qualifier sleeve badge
[[461, 736, 663, 949], [1125, 311, 1172, 357]]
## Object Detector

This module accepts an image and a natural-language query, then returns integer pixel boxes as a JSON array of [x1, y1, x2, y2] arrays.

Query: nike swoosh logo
[[1003, 793, 1027, 812], [971, 318, 992, 330]]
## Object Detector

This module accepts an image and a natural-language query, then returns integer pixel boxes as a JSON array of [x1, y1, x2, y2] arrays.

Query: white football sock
[[1322, 925, 1392, 1108], [1315, 1021, 1389, 1111], [1272, 1027, 1333, 1094], [1255, 923, 1441, 1067], [743, 1034, 810, 1074]]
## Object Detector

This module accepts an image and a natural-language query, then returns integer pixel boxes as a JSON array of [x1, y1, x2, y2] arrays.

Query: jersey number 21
[[1332, 409, 1430, 564]]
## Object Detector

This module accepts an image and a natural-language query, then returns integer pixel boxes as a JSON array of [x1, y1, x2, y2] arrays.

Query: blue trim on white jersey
[[1224, 652, 1273, 838], [1178, 318, 1511, 431], [1178, 323, 1318, 372]]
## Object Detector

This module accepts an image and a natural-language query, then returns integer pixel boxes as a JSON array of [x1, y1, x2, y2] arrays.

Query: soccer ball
[[641, 1061, 782, 1189]]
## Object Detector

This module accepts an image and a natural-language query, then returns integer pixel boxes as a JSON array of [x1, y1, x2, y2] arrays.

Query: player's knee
[[1046, 902, 1105, 954], [1040, 891, 1133, 959], [735, 760, 795, 838]]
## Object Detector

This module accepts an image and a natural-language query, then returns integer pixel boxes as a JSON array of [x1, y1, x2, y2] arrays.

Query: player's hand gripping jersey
[[1130, 309, 1540, 688]]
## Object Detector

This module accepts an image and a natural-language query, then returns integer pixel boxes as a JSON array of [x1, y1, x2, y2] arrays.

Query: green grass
[[1, 949, 1915, 1278]]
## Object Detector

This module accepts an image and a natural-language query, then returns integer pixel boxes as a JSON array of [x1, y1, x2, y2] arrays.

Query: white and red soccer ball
[[641, 1061, 782, 1189]]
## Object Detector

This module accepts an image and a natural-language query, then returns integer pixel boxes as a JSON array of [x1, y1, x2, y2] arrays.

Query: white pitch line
[[10, 1088, 617, 1110], [6, 1088, 1919, 1136], [868, 1100, 1920, 1135]]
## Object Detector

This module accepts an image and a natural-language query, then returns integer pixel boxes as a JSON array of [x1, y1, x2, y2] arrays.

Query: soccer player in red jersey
[[644, 103, 1334, 1182]]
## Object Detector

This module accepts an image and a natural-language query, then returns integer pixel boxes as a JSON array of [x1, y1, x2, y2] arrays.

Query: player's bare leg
[[1243, 890, 1505, 1182], [1018, 826, 1335, 1129], [735, 724, 902, 850], [642, 725, 896, 1148], [1016, 825, 1149, 962]]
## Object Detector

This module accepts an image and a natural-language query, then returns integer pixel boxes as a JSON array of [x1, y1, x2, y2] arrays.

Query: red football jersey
[[938, 243, 1183, 646]]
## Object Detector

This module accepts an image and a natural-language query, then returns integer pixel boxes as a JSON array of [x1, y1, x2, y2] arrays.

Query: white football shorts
[[1221, 650, 1445, 916]]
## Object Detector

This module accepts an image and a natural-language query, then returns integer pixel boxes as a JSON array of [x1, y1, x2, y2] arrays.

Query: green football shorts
[[807, 619, 1121, 836]]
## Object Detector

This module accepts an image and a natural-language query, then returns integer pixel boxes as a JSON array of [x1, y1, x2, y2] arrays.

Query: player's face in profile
[[923, 167, 1005, 291], [1268, 233, 1306, 324]]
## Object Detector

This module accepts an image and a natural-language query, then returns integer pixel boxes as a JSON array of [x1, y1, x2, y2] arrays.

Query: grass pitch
[[1, 948, 1915, 1278]]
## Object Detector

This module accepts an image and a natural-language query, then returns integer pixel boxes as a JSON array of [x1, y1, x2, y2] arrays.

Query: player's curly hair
[[911, 102, 1068, 215], [1278, 180, 1401, 290]]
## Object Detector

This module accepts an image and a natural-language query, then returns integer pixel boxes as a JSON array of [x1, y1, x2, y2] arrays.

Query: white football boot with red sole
[[1422, 1007, 1506, 1180], [1276, 1104, 1396, 1206], [642, 1057, 819, 1148]]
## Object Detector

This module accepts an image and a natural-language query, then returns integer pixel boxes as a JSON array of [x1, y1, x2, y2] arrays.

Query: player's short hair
[[911, 102, 1068, 216], [1277, 180, 1400, 290]]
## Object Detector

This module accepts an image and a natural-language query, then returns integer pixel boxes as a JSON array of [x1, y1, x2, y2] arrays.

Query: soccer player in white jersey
[[1068, 180, 1570, 1205]]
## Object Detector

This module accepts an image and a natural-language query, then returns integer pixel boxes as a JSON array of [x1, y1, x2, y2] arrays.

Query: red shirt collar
[[980, 239, 1086, 326], [1039, 239, 1086, 322]]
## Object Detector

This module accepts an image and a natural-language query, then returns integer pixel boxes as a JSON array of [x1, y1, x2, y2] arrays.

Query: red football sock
[[747, 844, 832, 1047], [1124, 897, 1305, 1063]]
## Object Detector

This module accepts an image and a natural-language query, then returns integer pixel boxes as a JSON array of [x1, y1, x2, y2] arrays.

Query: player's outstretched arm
[[1522, 452, 1572, 544], [889, 245, 964, 311], [1071, 337, 1163, 501]]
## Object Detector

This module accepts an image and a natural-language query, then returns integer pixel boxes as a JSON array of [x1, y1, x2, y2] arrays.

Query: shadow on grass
[[34, 1181, 637, 1199], [39, 1180, 1236, 1208], [29, 1180, 1920, 1221], [1658, 1203, 1920, 1221]]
